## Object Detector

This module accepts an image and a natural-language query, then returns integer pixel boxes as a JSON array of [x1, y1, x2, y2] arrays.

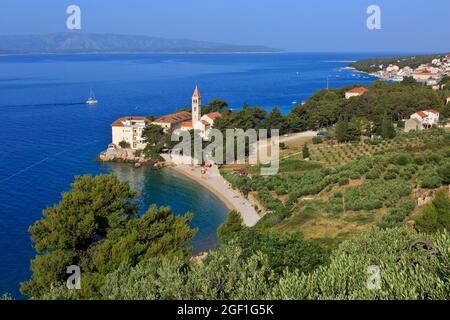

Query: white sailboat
[[86, 89, 98, 105]]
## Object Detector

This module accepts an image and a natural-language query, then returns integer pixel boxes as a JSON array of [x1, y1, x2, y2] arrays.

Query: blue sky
[[0, 0, 449, 52]]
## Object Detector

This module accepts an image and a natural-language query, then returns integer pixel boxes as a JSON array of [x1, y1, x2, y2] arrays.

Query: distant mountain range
[[0, 33, 281, 54]]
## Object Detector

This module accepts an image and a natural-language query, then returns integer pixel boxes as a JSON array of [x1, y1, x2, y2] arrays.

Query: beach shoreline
[[161, 155, 261, 227]]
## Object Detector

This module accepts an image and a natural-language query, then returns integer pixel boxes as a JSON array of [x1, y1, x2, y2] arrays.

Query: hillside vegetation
[[10, 76, 450, 301], [223, 128, 450, 243]]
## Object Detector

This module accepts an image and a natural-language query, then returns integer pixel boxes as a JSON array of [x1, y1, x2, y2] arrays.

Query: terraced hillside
[[222, 128, 450, 243]]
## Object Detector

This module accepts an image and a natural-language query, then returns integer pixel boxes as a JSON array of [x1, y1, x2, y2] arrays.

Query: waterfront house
[[345, 87, 368, 99], [404, 109, 440, 132], [112, 117, 151, 150]]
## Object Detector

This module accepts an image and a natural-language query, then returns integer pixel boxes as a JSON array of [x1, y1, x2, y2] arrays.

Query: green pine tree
[[335, 116, 349, 143], [302, 143, 310, 159], [381, 113, 396, 139]]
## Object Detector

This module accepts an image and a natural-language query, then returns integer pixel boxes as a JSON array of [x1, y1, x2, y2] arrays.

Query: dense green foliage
[[118, 140, 131, 149], [415, 189, 450, 233], [21, 174, 197, 299], [271, 228, 449, 299], [380, 113, 396, 139], [288, 80, 448, 132], [142, 124, 166, 158], [227, 229, 330, 275], [214, 104, 268, 132], [43, 227, 450, 300], [217, 210, 244, 241], [201, 99, 229, 115]]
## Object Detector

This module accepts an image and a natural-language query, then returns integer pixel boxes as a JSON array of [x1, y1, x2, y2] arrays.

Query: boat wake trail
[[0, 102, 86, 109], [0, 139, 101, 183]]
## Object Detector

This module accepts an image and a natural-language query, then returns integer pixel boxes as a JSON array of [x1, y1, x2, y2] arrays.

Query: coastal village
[[368, 54, 450, 89]]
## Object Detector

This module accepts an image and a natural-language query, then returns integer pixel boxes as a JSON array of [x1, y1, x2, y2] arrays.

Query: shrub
[[312, 137, 323, 144], [217, 210, 244, 241], [415, 189, 450, 233], [338, 177, 350, 186], [302, 143, 310, 159], [420, 174, 441, 189], [437, 163, 450, 185], [378, 198, 416, 229], [118, 140, 131, 149], [366, 169, 381, 180], [400, 171, 412, 180], [383, 171, 397, 180], [426, 154, 442, 164], [350, 173, 361, 180], [414, 156, 426, 165], [394, 155, 409, 166]]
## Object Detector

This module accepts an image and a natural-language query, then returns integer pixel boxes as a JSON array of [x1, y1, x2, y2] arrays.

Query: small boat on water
[[86, 89, 98, 105]]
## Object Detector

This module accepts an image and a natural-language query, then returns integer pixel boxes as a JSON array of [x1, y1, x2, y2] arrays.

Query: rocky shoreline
[[96, 148, 166, 169]]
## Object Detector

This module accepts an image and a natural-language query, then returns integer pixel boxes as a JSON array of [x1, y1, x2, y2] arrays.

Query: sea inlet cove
[[0, 1, 449, 306]]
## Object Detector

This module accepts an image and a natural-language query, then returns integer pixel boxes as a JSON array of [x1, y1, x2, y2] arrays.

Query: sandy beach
[[161, 154, 261, 227], [160, 131, 318, 227]]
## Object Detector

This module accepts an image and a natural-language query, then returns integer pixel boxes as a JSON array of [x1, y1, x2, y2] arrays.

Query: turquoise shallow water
[[0, 52, 380, 298]]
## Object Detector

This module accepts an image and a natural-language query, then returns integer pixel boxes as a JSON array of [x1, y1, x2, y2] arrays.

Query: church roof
[[154, 111, 192, 124], [193, 86, 201, 98], [205, 112, 222, 120]]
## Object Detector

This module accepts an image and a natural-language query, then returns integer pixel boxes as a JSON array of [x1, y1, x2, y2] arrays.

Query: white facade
[[112, 117, 150, 150], [407, 110, 440, 131]]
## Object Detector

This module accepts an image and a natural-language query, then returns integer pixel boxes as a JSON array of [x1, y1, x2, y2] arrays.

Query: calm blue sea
[[0, 52, 379, 298]]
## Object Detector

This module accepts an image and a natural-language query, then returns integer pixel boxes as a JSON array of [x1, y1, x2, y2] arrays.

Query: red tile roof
[[417, 111, 427, 118], [425, 109, 439, 114], [205, 112, 222, 120], [413, 70, 433, 75], [112, 117, 151, 127], [181, 121, 192, 127], [347, 87, 368, 94], [154, 111, 192, 124]]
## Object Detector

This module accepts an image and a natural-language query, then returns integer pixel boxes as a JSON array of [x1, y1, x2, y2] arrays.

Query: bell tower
[[192, 86, 201, 124]]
